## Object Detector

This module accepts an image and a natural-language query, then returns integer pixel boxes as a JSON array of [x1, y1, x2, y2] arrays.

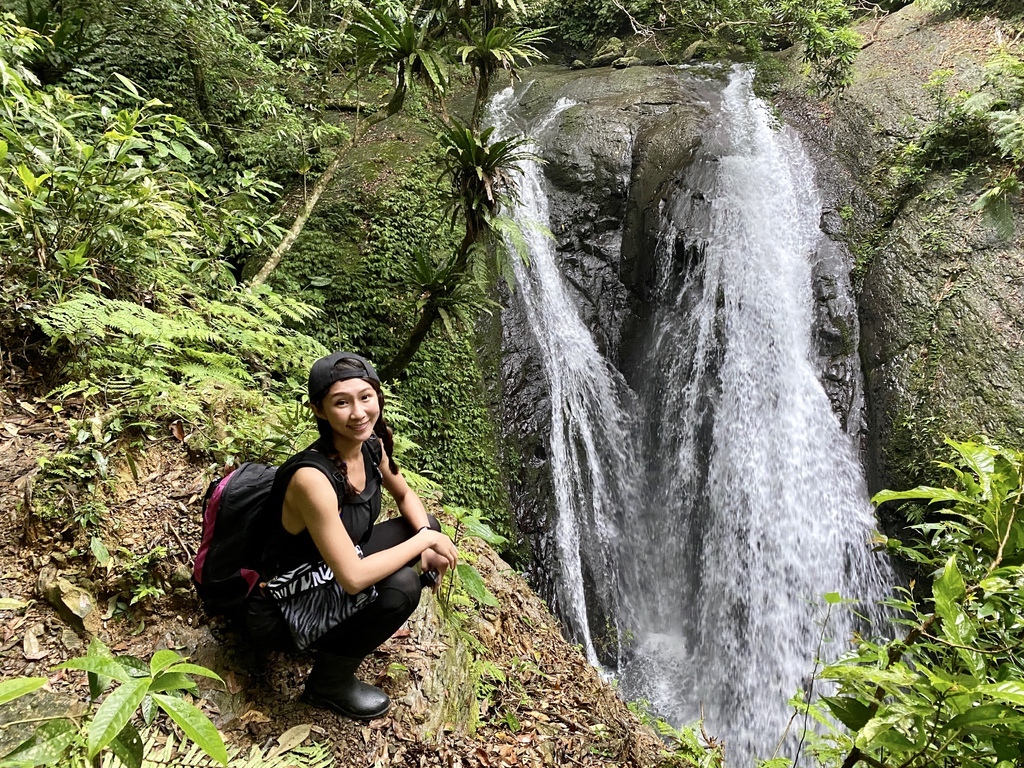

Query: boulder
[[590, 37, 625, 68]]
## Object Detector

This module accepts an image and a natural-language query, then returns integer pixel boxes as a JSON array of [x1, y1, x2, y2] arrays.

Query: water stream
[[492, 67, 892, 765]]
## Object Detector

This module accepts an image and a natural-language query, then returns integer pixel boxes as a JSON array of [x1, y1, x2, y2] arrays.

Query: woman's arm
[[379, 449, 430, 530], [286, 467, 456, 594], [379, 449, 459, 586]]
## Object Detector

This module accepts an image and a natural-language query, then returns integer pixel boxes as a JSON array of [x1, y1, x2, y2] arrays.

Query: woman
[[249, 351, 458, 720]]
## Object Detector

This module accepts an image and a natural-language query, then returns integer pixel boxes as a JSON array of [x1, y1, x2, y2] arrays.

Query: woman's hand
[[421, 529, 458, 570], [420, 548, 451, 592]]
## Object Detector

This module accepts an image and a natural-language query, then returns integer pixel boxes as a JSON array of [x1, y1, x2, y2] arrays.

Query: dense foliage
[[0, 16, 324, 466], [796, 440, 1024, 768], [525, 0, 862, 92]]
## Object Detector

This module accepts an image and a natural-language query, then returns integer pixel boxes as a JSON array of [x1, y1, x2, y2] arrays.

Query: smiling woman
[[244, 351, 459, 720]]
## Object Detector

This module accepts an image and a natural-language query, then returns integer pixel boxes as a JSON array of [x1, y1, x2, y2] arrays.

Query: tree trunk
[[379, 303, 440, 383], [249, 110, 390, 287]]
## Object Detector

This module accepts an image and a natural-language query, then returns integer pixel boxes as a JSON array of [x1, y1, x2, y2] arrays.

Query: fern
[[99, 729, 335, 768]]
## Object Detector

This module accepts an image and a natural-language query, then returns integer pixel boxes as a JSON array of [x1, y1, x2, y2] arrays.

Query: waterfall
[[493, 66, 892, 765], [489, 87, 645, 665]]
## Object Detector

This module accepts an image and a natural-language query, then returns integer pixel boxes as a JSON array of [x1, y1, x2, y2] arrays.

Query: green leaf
[[90, 536, 110, 566], [933, 555, 966, 624], [152, 692, 228, 766], [149, 672, 198, 694], [0, 140, 7, 163], [16, 164, 39, 194], [140, 694, 157, 726], [977, 681, 1024, 707], [824, 591, 842, 605], [57, 656, 133, 683], [947, 703, 1016, 730], [455, 564, 498, 607], [108, 722, 143, 768], [0, 597, 28, 611], [0, 719, 77, 766], [823, 695, 873, 730], [168, 140, 192, 164], [112, 73, 140, 99], [160, 663, 223, 683], [149, 649, 184, 676], [0, 677, 47, 706], [88, 670, 109, 702], [87, 677, 150, 758]]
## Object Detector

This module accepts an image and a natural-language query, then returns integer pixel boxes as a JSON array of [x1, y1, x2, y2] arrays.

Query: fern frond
[[99, 728, 335, 768]]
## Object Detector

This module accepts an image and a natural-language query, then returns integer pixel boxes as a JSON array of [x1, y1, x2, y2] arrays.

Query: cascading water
[[489, 87, 645, 665], [493, 66, 892, 765]]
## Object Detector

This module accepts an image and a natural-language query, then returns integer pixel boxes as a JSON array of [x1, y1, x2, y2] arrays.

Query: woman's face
[[313, 378, 380, 444]]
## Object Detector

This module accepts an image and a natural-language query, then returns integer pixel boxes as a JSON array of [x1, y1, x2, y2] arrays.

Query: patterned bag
[[266, 550, 377, 651]]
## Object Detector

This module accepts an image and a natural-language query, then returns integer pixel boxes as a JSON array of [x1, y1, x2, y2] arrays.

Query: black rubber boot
[[302, 653, 390, 720]]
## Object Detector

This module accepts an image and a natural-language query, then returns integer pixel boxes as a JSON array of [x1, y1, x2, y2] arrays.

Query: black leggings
[[246, 515, 440, 658]]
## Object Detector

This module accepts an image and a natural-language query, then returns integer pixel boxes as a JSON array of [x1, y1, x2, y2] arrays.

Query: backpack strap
[[365, 433, 383, 471]]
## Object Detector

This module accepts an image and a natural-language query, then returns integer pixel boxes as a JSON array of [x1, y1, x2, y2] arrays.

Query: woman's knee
[[375, 567, 422, 616]]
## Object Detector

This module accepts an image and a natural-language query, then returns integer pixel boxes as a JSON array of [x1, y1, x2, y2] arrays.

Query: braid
[[314, 417, 351, 496], [372, 384, 400, 476]]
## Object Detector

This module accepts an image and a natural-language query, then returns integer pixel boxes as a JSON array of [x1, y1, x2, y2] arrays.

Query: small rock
[[42, 577, 102, 637], [61, 628, 84, 652], [681, 39, 715, 61], [590, 51, 621, 68], [168, 564, 192, 589], [612, 56, 643, 69], [36, 564, 59, 597], [570, 59, 587, 70]]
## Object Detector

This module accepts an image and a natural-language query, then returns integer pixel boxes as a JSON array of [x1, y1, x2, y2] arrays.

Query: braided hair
[[311, 357, 399, 496]]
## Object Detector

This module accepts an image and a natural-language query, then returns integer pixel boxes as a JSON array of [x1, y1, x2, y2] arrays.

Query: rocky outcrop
[[775, 3, 1024, 492]]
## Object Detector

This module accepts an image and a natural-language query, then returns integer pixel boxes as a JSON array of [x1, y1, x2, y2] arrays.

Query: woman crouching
[[248, 351, 458, 719]]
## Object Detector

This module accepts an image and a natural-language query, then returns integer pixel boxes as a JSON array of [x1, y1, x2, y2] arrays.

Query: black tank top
[[268, 437, 383, 573]]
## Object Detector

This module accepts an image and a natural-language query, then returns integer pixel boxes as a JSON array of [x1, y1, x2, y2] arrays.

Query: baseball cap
[[307, 351, 380, 403]]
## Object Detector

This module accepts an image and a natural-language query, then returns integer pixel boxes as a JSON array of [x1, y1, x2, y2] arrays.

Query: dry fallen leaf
[[240, 709, 271, 725], [224, 670, 243, 695], [266, 723, 311, 759]]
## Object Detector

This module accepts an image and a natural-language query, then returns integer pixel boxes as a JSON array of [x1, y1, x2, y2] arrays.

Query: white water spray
[[490, 87, 644, 666]]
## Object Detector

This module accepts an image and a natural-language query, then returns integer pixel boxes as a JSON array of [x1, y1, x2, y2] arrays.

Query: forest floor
[[0, 380, 689, 767]]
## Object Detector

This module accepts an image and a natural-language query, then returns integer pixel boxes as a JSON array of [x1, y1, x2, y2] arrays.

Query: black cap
[[307, 351, 380, 403]]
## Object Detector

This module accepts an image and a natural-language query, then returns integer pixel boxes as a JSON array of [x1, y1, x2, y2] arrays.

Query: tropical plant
[[377, 121, 533, 381], [0, 639, 228, 768], [796, 439, 1024, 768], [437, 119, 534, 263], [457, 23, 549, 128], [351, 4, 450, 116]]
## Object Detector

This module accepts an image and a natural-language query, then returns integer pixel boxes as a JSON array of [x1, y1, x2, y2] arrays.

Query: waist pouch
[[266, 548, 377, 651]]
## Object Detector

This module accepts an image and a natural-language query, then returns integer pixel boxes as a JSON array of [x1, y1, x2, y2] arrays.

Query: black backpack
[[193, 462, 280, 617]]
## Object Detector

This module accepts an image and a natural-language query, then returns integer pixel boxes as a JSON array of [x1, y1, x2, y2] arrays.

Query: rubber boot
[[302, 653, 390, 720]]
